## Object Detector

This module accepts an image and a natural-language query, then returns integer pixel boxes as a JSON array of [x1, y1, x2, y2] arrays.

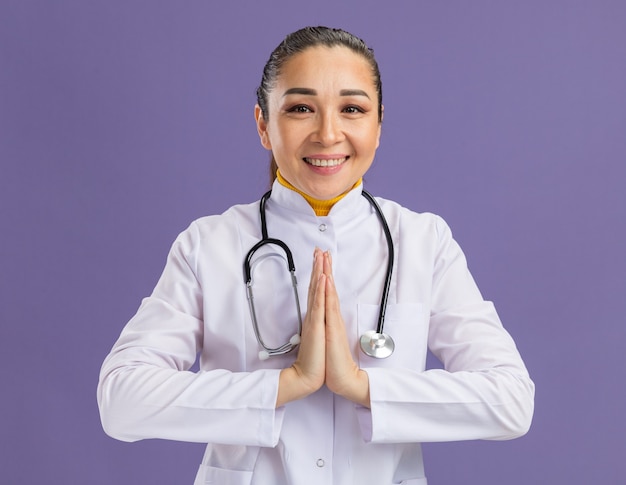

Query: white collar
[[268, 179, 367, 220]]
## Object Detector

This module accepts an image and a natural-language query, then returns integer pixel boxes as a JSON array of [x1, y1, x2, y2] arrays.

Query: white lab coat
[[98, 181, 534, 485]]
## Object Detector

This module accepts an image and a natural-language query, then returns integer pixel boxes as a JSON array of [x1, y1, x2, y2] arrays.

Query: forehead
[[275, 46, 376, 93]]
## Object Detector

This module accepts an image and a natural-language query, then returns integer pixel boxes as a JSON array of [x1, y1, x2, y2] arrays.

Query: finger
[[304, 271, 326, 338], [322, 250, 333, 277], [323, 252, 341, 315], [295, 272, 326, 388], [310, 273, 326, 318], [307, 248, 323, 305]]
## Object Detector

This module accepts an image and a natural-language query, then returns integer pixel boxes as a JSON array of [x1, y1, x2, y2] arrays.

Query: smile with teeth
[[303, 157, 348, 167]]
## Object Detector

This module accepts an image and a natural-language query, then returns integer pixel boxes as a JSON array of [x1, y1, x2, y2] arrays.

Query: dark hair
[[256, 26, 383, 183]]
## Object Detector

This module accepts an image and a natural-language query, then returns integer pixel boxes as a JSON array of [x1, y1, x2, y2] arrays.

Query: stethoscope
[[244, 189, 395, 360]]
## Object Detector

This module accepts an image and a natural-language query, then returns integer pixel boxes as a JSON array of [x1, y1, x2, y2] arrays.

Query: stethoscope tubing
[[243, 188, 395, 358], [360, 189, 394, 336]]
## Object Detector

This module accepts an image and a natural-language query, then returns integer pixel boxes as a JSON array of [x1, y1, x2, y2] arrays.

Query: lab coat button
[[316, 458, 325, 467], [318, 223, 327, 232]]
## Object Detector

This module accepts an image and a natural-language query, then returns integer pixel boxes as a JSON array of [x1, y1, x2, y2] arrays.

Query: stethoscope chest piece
[[360, 330, 395, 359]]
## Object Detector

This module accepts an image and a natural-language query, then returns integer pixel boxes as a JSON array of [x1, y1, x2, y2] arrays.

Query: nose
[[313, 112, 344, 146]]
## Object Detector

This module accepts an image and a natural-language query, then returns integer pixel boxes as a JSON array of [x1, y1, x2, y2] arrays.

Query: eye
[[286, 104, 313, 113], [343, 105, 365, 114]]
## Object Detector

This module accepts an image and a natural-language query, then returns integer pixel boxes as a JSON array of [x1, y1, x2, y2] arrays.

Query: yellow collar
[[276, 170, 361, 216]]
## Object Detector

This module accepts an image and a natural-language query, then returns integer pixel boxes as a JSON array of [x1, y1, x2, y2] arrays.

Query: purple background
[[1, 1, 624, 483]]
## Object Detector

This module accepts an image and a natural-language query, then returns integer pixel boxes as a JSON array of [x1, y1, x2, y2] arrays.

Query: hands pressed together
[[276, 248, 370, 408]]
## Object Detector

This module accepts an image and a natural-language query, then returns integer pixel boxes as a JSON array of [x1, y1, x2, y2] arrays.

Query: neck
[[276, 170, 361, 216]]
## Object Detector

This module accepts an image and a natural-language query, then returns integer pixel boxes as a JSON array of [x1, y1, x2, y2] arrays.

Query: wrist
[[333, 369, 371, 408], [276, 366, 318, 407]]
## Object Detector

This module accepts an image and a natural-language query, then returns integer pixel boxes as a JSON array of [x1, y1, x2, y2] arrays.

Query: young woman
[[98, 26, 534, 485]]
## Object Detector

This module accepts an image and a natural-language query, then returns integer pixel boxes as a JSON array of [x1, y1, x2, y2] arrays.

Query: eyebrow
[[340, 89, 370, 99], [282, 87, 371, 99]]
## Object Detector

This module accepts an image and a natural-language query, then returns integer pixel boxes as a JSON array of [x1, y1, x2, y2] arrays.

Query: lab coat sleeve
[[359, 215, 535, 443], [97, 221, 285, 446]]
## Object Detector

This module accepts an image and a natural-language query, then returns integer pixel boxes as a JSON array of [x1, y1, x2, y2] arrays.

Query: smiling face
[[255, 46, 382, 200]]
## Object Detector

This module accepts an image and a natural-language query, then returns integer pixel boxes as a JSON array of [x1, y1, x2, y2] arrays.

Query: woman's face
[[256, 46, 382, 200]]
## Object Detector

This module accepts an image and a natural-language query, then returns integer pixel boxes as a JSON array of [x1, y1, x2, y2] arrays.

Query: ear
[[375, 105, 384, 149], [255, 105, 272, 150]]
